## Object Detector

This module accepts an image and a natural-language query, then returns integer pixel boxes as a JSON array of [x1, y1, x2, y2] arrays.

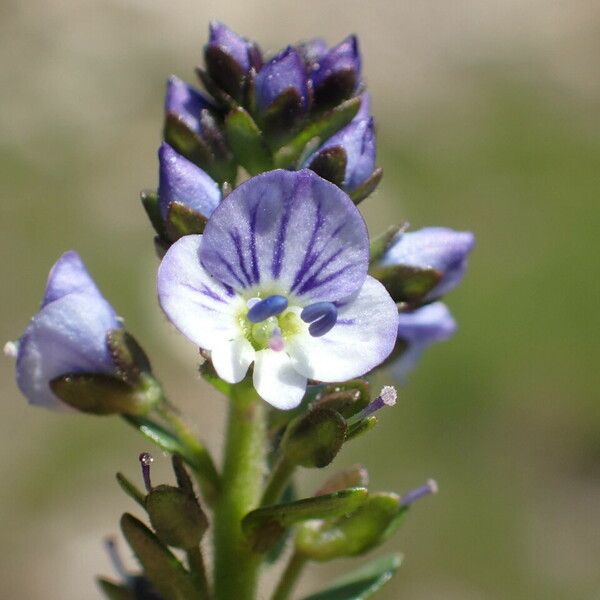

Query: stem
[[271, 552, 307, 600], [187, 546, 212, 600], [260, 455, 295, 507], [213, 381, 266, 600]]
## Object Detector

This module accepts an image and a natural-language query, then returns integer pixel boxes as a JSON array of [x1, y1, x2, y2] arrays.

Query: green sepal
[[116, 472, 146, 508], [315, 380, 370, 419], [369, 263, 442, 304], [243, 487, 368, 552], [273, 96, 361, 169], [281, 407, 347, 468], [349, 167, 383, 204], [261, 87, 306, 144], [164, 113, 212, 166], [268, 384, 325, 435], [202, 49, 246, 105], [120, 513, 202, 600], [315, 464, 369, 496], [141, 190, 167, 239], [369, 224, 407, 264], [346, 416, 378, 441], [199, 359, 232, 396], [224, 106, 273, 175], [171, 454, 195, 496], [165, 201, 208, 242], [97, 578, 136, 600], [300, 553, 403, 600], [145, 485, 208, 549], [50, 373, 161, 416], [308, 146, 348, 187], [106, 329, 152, 385], [295, 493, 404, 561], [313, 69, 359, 111]]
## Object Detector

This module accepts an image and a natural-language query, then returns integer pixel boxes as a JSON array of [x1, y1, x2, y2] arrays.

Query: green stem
[[213, 381, 266, 600], [187, 546, 212, 600], [260, 455, 295, 507], [271, 552, 307, 600]]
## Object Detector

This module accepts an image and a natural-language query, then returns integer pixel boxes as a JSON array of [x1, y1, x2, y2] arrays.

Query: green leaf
[[349, 167, 383, 204], [106, 329, 152, 385], [96, 578, 136, 600], [300, 553, 403, 600], [140, 190, 166, 239], [120, 513, 202, 600], [243, 487, 368, 552], [224, 106, 273, 174], [165, 201, 208, 241], [116, 472, 146, 508], [273, 96, 361, 169], [368, 264, 442, 304], [50, 373, 160, 416]]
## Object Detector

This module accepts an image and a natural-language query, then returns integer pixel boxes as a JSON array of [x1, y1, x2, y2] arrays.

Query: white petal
[[253, 349, 307, 410], [157, 235, 243, 349], [287, 276, 398, 381], [211, 336, 255, 384]]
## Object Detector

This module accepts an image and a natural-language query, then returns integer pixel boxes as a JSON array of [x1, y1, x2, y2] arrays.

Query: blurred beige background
[[1, 0, 599, 598]]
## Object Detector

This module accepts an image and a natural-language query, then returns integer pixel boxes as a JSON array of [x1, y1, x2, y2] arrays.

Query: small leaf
[[141, 190, 167, 239], [243, 488, 368, 552], [120, 513, 202, 600], [106, 329, 152, 385], [96, 578, 136, 600], [369, 264, 442, 304], [308, 146, 348, 187], [224, 106, 273, 175], [273, 96, 361, 169], [315, 465, 369, 496], [116, 472, 146, 508], [300, 553, 403, 600], [165, 201, 208, 241], [349, 167, 383, 204]]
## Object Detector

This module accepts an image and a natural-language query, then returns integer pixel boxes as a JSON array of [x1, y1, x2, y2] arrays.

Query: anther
[[400, 479, 438, 507], [139, 452, 154, 493], [301, 302, 338, 337], [347, 386, 397, 426], [247, 295, 288, 323]]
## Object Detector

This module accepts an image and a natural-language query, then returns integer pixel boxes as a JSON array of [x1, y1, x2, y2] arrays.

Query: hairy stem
[[213, 381, 266, 600], [271, 552, 307, 600]]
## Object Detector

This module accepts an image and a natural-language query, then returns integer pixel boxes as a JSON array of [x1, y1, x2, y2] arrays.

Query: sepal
[[349, 166, 383, 204], [140, 190, 167, 239], [165, 201, 209, 241], [369, 224, 406, 264], [307, 146, 347, 187], [369, 263, 442, 305], [106, 329, 152, 385]]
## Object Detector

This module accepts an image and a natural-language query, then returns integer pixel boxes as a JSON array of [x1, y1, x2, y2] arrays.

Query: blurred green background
[[1, 1, 599, 598]]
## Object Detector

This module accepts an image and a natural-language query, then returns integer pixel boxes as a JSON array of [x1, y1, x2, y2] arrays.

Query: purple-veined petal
[[41, 251, 104, 308], [16, 291, 121, 409], [253, 349, 307, 410], [208, 21, 251, 73], [211, 336, 255, 383], [158, 143, 221, 220], [286, 276, 398, 381], [380, 227, 475, 299], [157, 234, 242, 350], [200, 169, 369, 304], [165, 76, 214, 135], [312, 35, 361, 90], [254, 46, 308, 111]]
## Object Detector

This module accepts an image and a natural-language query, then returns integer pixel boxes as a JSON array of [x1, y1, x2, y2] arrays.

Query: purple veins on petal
[[301, 302, 338, 337], [246, 295, 289, 323]]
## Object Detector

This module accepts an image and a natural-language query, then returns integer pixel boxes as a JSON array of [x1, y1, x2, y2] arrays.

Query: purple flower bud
[[158, 143, 221, 221], [207, 21, 251, 73], [164, 76, 215, 136], [11, 252, 122, 409], [296, 38, 329, 71], [254, 46, 309, 113], [379, 227, 475, 300], [306, 117, 376, 192]]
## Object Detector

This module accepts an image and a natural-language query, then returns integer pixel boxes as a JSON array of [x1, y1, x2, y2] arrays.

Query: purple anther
[[246, 295, 288, 323], [301, 302, 338, 337]]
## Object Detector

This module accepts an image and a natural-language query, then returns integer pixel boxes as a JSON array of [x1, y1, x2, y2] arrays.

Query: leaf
[[116, 472, 146, 508], [300, 553, 403, 600], [120, 513, 202, 600], [224, 106, 273, 174], [96, 578, 136, 600]]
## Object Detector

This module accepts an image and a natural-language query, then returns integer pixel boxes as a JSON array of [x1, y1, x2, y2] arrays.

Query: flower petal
[[253, 349, 307, 410], [312, 35, 361, 90], [211, 336, 255, 383], [41, 251, 104, 308], [158, 143, 221, 220], [16, 291, 120, 409], [200, 169, 369, 303], [287, 276, 398, 381], [207, 21, 251, 73], [397, 301, 457, 344], [165, 76, 214, 135], [157, 235, 242, 350]]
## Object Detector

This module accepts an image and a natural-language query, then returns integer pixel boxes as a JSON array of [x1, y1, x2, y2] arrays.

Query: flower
[[157, 169, 399, 409], [164, 76, 216, 137], [378, 227, 475, 300], [158, 143, 221, 222], [10, 251, 122, 409], [392, 301, 457, 379]]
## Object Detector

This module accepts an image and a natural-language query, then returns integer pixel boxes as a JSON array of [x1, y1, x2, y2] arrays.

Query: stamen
[[347, 386, 397, 426], [104, 537, 130, 581], [247, 295, 288, 323], [268, 327, 284, 352], [139, 452, 154, 493], [301, 302, 338, 337], [400, 479, 438, 507], [3, 340, 18, 358]]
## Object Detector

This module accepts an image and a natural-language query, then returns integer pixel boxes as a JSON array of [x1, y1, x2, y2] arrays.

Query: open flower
[[157, 169, 398, 409], [9, 252, 122, 409]]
